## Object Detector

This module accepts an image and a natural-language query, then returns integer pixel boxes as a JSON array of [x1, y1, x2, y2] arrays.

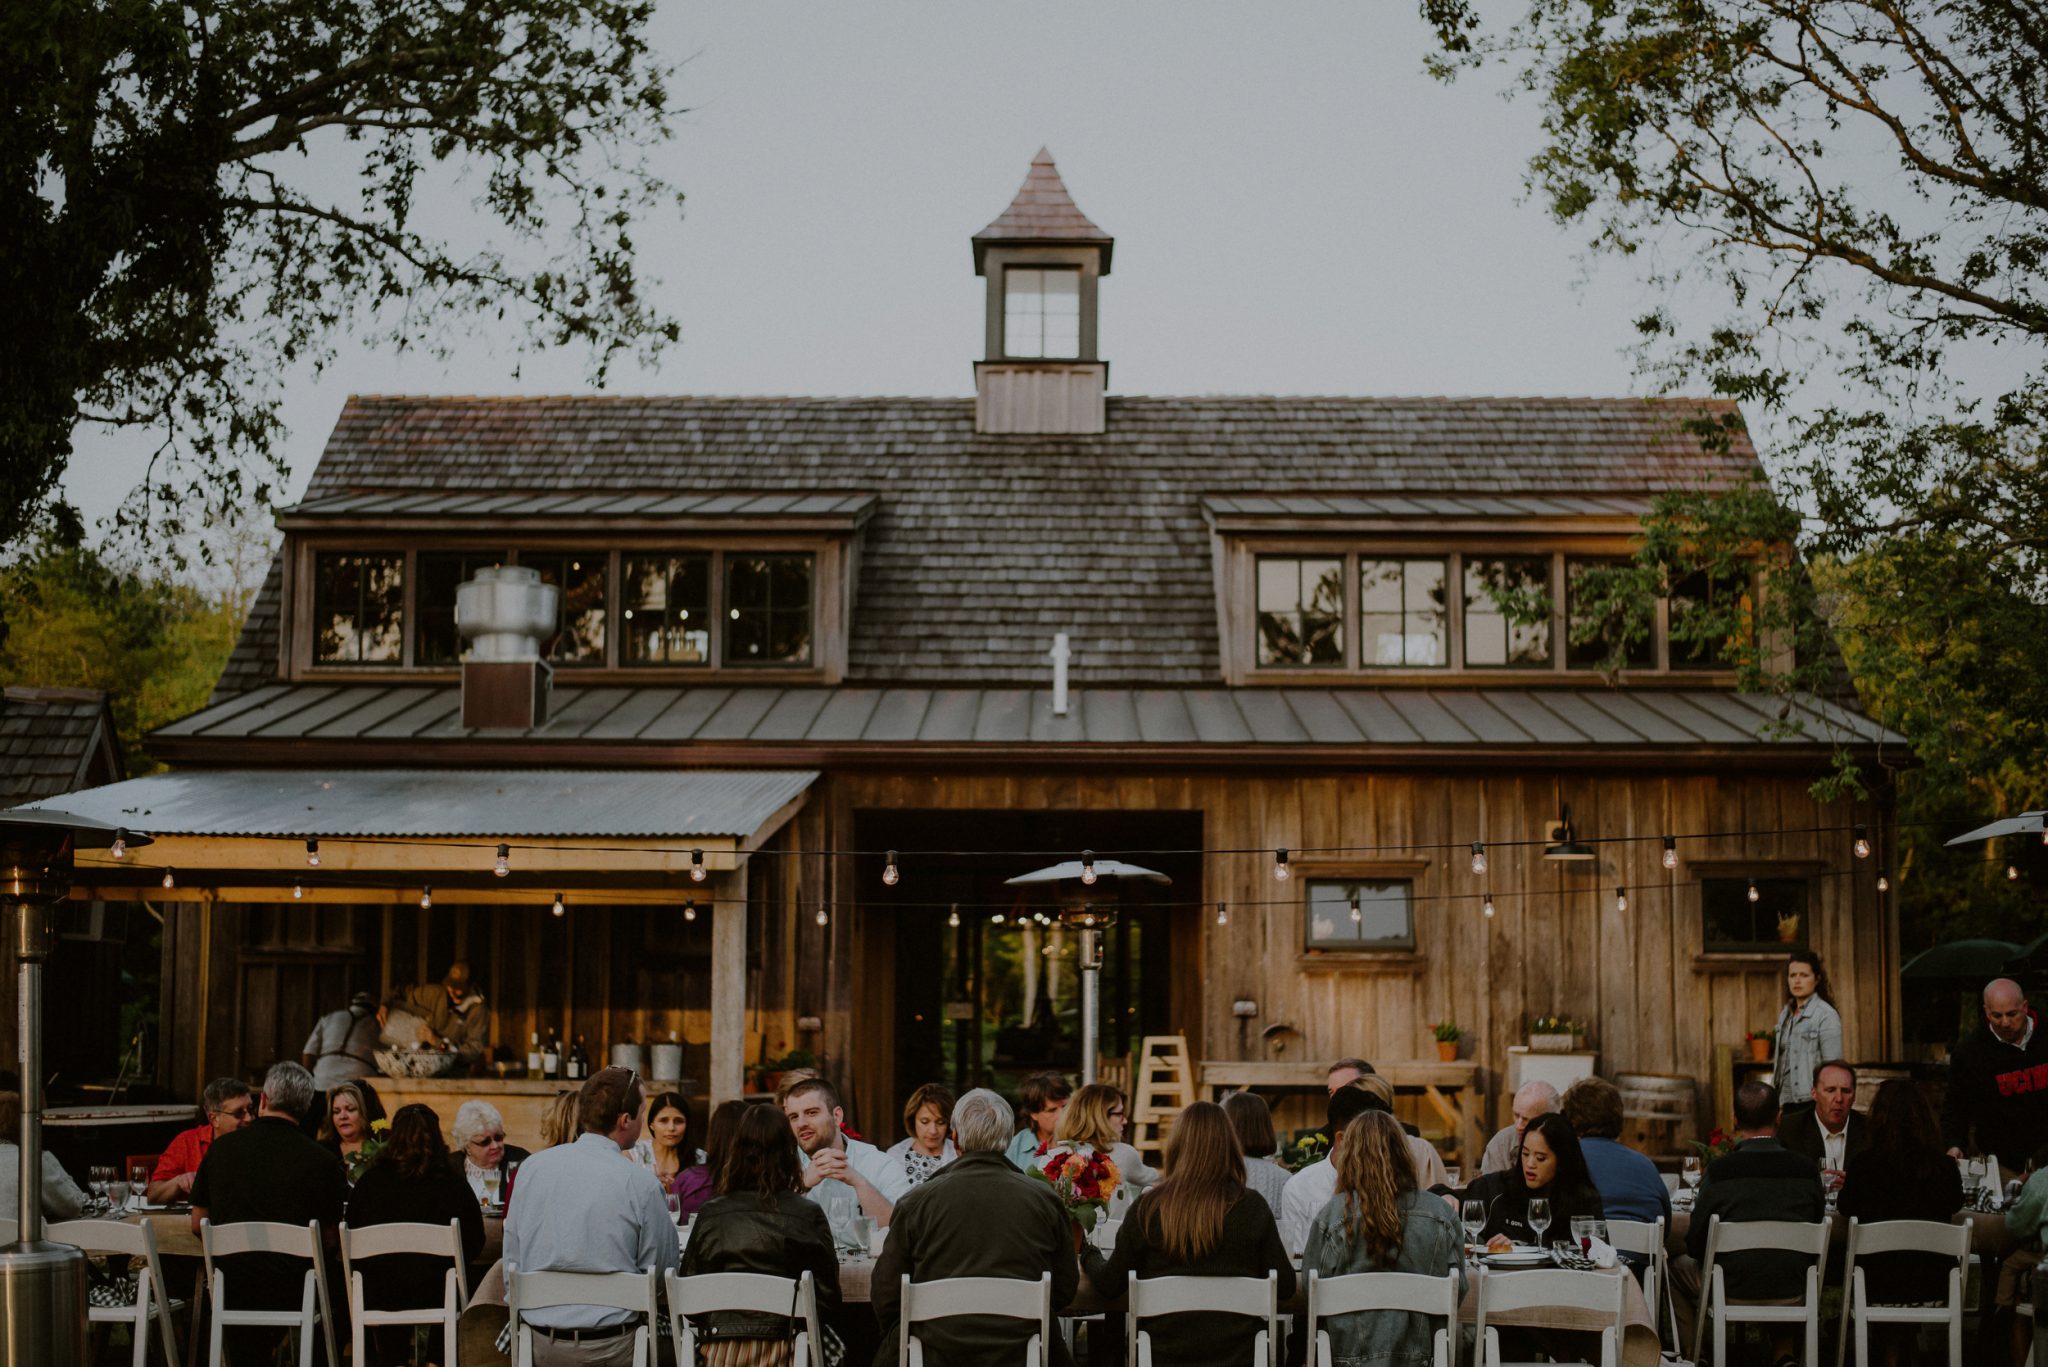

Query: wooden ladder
[[1128, 1034, 1194, 1162]]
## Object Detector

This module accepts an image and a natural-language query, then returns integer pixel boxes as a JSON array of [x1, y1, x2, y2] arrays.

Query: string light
[[552, 892, 566, 917], [690, 849, 706, 883], [1273, 848, 1290, 881], [1877, 874, 1890, 893], [1469, 841, 1487, 875], [990, 912, 1005, 924], [883, 851, 901, 887], [1215, 901, 1229, 926], [1853, 826, 1871, 859], [2041, 829, 2047, 846], [2010, 864, 2021, 881], [1615, 887, 1628, 913], [494, 843, 510, 877], [1662, 836, 1678, 870], [161, 868, 174, 889], [1349, 896, 1363, 924], [815, 906, 829, 927], [947, 905, 960, 928], [1080, 851, 1097, 885], [683, 900, 697, 922], [292, 879, 304, 900], [1482, 892, 1496, 918], [1747, 880, 1760, 903], [305, 839, 321, 868], [419, 885, 433, 910], [110, 830, 127, 859]]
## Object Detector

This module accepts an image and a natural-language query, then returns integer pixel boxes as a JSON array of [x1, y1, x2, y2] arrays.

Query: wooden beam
[[75, 836, 745, 877], [710, 869, 747, 1104]]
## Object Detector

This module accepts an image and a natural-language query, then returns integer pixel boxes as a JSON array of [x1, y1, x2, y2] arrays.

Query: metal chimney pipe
[[1050, 634, 1071, 717]]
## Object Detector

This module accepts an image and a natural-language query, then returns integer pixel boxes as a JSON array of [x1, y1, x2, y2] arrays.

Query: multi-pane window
[[1702, 877, 1808, 953], [312, 553, 404, 663], [1360, 558, 1448, 667], [517, 551, 607, 666], [1463, 556, 1553, 668], [1566, 557, 1655, 670], [1003, 267, 1081, 359], [1304, 879, 1416, 951], [1256, 557, 1344, 667], [1669, 569, 1749, 669], [725, 554, 814, 666], [621, 554, 711, 665], [416, 551, 504, 665]]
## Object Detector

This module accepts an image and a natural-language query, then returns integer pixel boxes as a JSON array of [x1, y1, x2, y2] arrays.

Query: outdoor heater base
[[0, 1240, 88, 1367]]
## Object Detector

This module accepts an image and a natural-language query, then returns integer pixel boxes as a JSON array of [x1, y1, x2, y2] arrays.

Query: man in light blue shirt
[[503, 1067, 677, 1365]]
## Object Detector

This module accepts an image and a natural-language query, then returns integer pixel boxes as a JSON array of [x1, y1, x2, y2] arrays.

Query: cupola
[[972, 148, 1112, 435]]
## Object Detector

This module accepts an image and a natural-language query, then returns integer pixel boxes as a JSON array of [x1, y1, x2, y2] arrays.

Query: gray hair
[[1514, 1081, 1561, 1112], [952, 1088, 1014, 1153], [261, 1061, 316, 1120], [201, 1076, 251, 1114], [452, 1099, 506, 1150]]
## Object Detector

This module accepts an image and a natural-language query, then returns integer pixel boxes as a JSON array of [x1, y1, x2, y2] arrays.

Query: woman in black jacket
[[680, 1103, 842, 1352], [1838, 1079, 1965, 1350], [1083, 1101, 1295, 1366], [344, 1104, 486, 1365], [1462, 1113, 1605, 1249]]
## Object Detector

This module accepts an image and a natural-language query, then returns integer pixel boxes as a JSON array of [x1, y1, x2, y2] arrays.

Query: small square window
[[1464, 556, 1553, 668], [1004, 267, 1081, 360], [416, 551, 506, 666], [517, 551, 608, 666], [1256, 556, 1344, 667], [1361, 558, 1447, 667], [1305, 879, 1415, 951], [725, 554, 814, 666], [1702, 877, 1808, 953], [1566, 557, 1655, 670], [621, 554, 710, 665], [313, 552, 404, 664], [1670, 569, 1750, 669]]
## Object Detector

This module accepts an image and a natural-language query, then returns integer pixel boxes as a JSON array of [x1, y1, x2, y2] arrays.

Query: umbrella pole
[[1079, 928, 1099, 1086], [15, 900, 48, 1243]]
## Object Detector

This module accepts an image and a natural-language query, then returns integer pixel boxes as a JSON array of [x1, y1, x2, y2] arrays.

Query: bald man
[[1942, 978, 2048, 1177], [1479, 1081, 1560, 1176]]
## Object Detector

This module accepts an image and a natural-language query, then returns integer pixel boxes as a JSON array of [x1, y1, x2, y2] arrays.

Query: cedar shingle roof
[[972, 148, 1113, 272], [216, 393, 1759, 691], [0, 686, 123, 804]]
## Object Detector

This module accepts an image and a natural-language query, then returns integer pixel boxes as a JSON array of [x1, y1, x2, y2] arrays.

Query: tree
[[1424, 0, 2048, 944], [2, 1, 679, 553]]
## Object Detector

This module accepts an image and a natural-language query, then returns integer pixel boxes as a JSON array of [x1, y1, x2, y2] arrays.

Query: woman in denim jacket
[[1303, 1110, 1465, 1367], [1773, 951, 1844, 1109]]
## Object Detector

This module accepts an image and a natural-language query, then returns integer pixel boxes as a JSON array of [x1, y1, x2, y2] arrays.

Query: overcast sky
[[58, 3, 1908, 529]]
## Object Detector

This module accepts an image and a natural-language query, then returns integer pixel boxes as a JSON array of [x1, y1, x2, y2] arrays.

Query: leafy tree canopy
[[2, 0, 679, 554]]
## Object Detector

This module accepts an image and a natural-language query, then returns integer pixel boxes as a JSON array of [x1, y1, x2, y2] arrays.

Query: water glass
[[108, 1178, 130, 1209], [852, 1215, 875, 1254], [1681, 1155, 1703, 1189], [1442, 1165, 1463, 1190], [1461, 1199, 1486, 1250], [1527, 1197, 1551, 1248]]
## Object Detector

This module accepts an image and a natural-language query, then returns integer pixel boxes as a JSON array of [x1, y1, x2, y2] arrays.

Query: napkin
[[1585, 1236, 1619, 1269]]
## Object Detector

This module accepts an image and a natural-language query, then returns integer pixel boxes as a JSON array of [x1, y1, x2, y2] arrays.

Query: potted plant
[[750, 1046, 817, 1095], [1527, 1014, 1581, 1052], [1746, 1028, 1773, 1063], [1431, 1020, 1461, 1062], [1776, 911, 1801, 944]]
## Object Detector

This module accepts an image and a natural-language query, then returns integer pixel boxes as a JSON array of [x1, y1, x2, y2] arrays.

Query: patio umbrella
[[1900, 939, 2023, 982], [1005, 858, 1172, 1084], [1945, 812, 2048, 846]]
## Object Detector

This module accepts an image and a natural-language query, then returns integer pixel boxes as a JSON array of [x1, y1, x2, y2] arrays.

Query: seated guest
[[885, 1082, 959, 1189], [450, 1099, 530, 1206], [1044, 1082, 1158, 1190], [1282, 1081, 1394, 1255], [700, 1099, 749, 1195], [1085, 1101, 1296, 1367], [346, 1103, 485, 1360], [319, 1080, 380, 1171], [874, 1086, 1080, 1366], [1222, 1091, 1291, 1219], [682, 1103, 843, 1361], [1327, 1057, 1376, 1094], [1561, 1076, 1672, 1266], [785, 1077, 906, 1245], [1480, 1082, 1560, 1176], [0, 1091, 87, 1220], [148, 1076, 252, 1203], [628, 1089, 705, 1195], [1303, 1110, 1465, 1365], [190, 1062, 348, 1363], [1778, 1059, 1870, 1189], [1837, 1079, 1965, 1365], [1685, 1081, 1825, 1299], [536, 1090, 581, 1151], [503, 1068, 679, 1366], [1006, 1070, 1073, 1170], [2002, 1144, 2048, 1367], [1464, 1113, 1604, 1249]]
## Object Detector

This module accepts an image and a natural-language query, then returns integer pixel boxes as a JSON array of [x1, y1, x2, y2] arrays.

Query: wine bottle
[[526, 1031, 543, 1080], [542, 1030, 561, 1081], [568, 1034, 588, 1081]]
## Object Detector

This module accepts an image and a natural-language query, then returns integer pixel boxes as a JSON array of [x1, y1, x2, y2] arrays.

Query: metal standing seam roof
[[147, 683, 1904, 750], [12, 768, 819, 838]]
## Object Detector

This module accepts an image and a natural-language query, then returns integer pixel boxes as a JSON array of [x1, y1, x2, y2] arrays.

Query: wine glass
[[88, 1165, 109, 1201], [130, 1163, 149, 1198], [1527, 1197, 1551, 1249], [1461, 1199, 1486, 1252], [1682, 1155, 1703, 1190], [482, 1166, 503, 1209], [1570, 1215, 1595, 1252]]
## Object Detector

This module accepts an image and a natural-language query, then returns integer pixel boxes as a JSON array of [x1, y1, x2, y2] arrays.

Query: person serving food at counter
[[380, 961, 491, 1064]]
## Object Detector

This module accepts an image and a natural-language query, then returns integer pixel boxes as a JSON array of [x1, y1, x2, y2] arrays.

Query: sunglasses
[[468, 1133, 507, 1147], [213, 1105, 253, 1120]]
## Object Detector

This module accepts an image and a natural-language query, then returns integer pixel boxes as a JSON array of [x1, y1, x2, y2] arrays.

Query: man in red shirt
[[145, 1077, 252, 1203]]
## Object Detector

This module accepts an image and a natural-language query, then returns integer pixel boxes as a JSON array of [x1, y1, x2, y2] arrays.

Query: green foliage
[[1432, 1019, 1461, 1042], [2, 0, 680, 552]]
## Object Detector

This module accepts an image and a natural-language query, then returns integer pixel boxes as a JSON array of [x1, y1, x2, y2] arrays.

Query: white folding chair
[[666, 1269, 823, 1367], [507, 1264, 659, 1367], [1835, 1217, 1972, 1367], [49, 1217, 183, 1367], [900, 1271, 1053, 1367], [338, 1220, 468, 1367], [1306, 1269, 1459, 1367], [1474, 1266, 1626, 1367], [1693, 1215, 1831, 1367], [1604, 1217, 1672, 1347], [198, 1219, 338, 1367], [1126, 1270, 1281, 1367]]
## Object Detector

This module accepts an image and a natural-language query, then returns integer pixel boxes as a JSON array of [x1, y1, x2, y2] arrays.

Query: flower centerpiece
[[1031, 1144, 1121, 1247], [1431, 1020, 1461, 1062], [1693, 1126, 1738, 1166], [346, 1117, 391, 1184], [1278, 1131, 1329, 1172]]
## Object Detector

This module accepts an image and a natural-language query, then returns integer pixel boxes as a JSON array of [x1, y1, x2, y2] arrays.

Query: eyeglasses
[[213, 1104, 253, 1121], [468, 1133, 506, 1147]]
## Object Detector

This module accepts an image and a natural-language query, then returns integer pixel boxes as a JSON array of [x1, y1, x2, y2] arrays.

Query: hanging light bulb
[[1615, 887, 1628, 913], [1080, 851, 1097, 885], [1274, 848, 1291, 881], [2041, 828, 2047, 847], [1470, 841, 1487, 876], [161, 868, 175, 889], [110, 830, 128, 859], [1662, 836, 1678, 870], [420, 885, 433, 910], [305, 839, 321, 868], [1215, 901, 1229, 926], [2010, 864, 2022, 881], [552, 892, 566, 917], [494, 843, 510, 877], [1877, 874, 1890, 893], [1853, 825, 1871, 860], [947, 905, 960, 928], [1482, 891, 1496, 918], [990, 912, 1005, 925], [815, 906, 829, 927], [1747, 880, 1760, 903], [690, 848, 706, 883], [683, 900, 697, 922], [883, 851, 900, 887], [1349, 896, 1363, 924], [292, 879, 304, 901]]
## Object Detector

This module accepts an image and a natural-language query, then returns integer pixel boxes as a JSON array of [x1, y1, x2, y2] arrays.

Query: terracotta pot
[[1436, 1040, 1458, 1062], [1748, 1038, 1771, 1062]]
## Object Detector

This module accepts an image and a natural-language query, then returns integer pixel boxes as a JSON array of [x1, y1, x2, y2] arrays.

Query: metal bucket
[[610, 1043, 646, 1076], [651, 1042, 683, 1083], [0, 1240, 88, 1366]]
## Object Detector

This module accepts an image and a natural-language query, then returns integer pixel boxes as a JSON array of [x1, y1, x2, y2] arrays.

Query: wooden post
[[711, 869, 747, 1103]]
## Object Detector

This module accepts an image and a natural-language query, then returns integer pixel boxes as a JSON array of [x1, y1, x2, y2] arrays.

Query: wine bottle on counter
[[567, 1034, 588, 1081], [527, 1031, 543, 1080], [542, 1030, 561, 1081]]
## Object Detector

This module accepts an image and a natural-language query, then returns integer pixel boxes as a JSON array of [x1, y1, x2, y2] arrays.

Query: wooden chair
[[1306, 1268, 1459, 1367], [1129, 1036, 1194, 1163], [49, 1217, 183, 1367], [507, 1264, 658, 1367], [899, 1271, 1052, 1367], [1693, 1215, 1832, 1367], [1835, 1217, 1973, 1367], [666, 1268, 822, 1367], [198, 1219, 338, 1367], [338, 1220, 468, 1367], [1126, 1270, 1280, 1367], [1603, 1217, 1672, 1346], [1474, 1266, 1626, 1367]]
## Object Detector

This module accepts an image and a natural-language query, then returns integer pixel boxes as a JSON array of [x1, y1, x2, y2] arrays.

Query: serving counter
[[366, 1076, 576, 1149]]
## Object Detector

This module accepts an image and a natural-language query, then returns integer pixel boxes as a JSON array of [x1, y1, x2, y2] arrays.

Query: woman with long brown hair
[[1774, 949, 1844, 1112], [1303, 1111, 1464, 1367], [1838, 1079, 1964, 1365], [346, 1104, 486, 1362], [1083, 1101, 1294, 1365]]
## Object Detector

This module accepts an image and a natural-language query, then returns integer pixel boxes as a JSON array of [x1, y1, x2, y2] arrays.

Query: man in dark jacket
[[1688, 1081, 1825, 1307], [1943, 978, 2048, 1178], [1777, 1060, 1871, 1185], [872, 1086, 1080, 1367]]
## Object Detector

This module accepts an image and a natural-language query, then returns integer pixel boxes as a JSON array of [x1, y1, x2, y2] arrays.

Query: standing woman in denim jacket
[[1773, 951, 1844, 1112]]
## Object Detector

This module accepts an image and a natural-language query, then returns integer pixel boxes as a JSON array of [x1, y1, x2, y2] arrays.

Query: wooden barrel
[[1615, 1073, 1699, 1156]]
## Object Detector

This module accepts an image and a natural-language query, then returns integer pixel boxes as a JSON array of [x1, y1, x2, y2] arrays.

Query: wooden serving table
[[367, 1076, 574, 1149], [1201, 1059, 1484, 1165]]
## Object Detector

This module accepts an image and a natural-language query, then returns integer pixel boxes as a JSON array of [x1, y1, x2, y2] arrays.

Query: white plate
[[1483, 1249, 1551, 1268]]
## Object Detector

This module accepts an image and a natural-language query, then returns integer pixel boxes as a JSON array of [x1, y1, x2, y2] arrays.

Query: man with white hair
[[1943, 977, 2048, 1178], [1479, 1081, 1560, 1176], [872, 1086, 1079, 1367]]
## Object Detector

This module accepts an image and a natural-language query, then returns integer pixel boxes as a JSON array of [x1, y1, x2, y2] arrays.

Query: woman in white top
[[1038, 1082, 1158, 1192], [1221, 1090, 1292, 1217], [885, 1082, 959, 1188]]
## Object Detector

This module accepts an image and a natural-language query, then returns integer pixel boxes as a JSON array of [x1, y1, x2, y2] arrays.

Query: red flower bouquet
[[1031, 1143, 1123, 1237]]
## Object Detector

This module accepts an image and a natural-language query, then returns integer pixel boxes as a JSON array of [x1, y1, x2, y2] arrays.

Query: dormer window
[[312, 552, 404, 664], [622, 553, 711, 664], [518, 549, 608, 665], [1360, 558, 1447, 667], [725, 554, 814, 666], [1462, 556, 1553, 668], [1256, 556, 1343, 666], [1003, 266, 1080, 359], [417, 550, 502, 666]]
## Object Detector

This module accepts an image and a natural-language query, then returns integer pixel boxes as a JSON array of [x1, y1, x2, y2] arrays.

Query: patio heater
[[1004, 858, 1171, 1085], [0, 808, 147, 1367]]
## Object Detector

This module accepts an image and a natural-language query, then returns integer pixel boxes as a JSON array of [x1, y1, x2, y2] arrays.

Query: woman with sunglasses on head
[[450, 1099, 531, 1207]]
